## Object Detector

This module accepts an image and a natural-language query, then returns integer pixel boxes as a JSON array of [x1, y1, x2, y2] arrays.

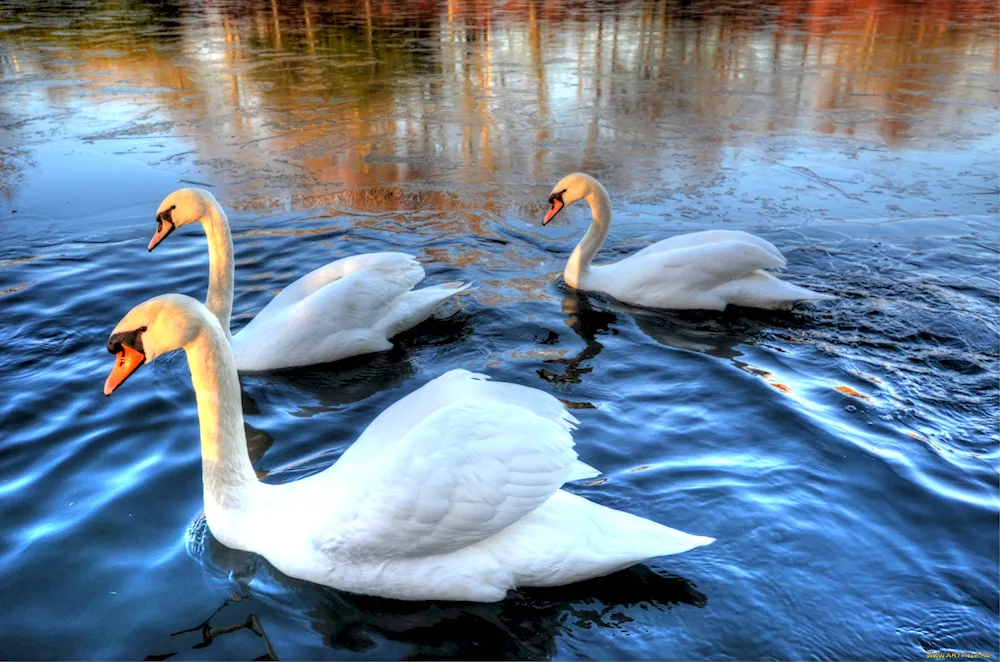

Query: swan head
[[148, 188, 221, 252], [103, 294, 211, 396], [543, 172, 601, 225]]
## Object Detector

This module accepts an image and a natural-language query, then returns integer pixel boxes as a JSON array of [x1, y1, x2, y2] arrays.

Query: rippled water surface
[[1, 0, 998, 659]]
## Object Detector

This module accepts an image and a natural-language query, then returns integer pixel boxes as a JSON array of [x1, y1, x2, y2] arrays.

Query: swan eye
[[107, 326, 148, 355], [169, 205, 176, 211]]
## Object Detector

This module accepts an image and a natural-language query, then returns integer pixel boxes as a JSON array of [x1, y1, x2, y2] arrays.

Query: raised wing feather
[[289, 265, 419, 335], [338, 369, 580, 467], [233, 254, 425, 367], [613, 240, 786, 297], [633, 230, 786, 265], [321, 401, 582, 558], [262, 252, 424, 316]]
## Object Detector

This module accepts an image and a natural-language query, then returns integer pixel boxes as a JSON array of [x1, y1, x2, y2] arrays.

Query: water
[[1, 0, 998, 659]]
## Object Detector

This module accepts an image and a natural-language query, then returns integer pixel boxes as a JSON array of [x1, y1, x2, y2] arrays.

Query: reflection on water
[[548, 287, 819, 393], [0, 0, 997, 660], [537, 292, 617, 387], [0, 0, 997, 207]]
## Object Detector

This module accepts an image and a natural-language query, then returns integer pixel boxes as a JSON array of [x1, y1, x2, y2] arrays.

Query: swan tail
[[378, 281, 472, 338], [437, 280, 474, 292], [713, 272, 836, 310], [583, 506, 716, 573], [588, 497, 715, 560], [639, 521, 716, 557], [500, 492, 714, 588], [764, 280, 837, 309], [567, 461, 600, 482], [789, 285, 837, 302]]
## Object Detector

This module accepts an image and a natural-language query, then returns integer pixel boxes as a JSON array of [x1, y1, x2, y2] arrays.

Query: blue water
[[1, 0, 998, 659]]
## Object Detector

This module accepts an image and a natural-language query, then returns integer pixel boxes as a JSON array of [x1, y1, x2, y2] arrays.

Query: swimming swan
[[543, 173, 835, 310], [103, 294, 715, 602], [147, 188, 469, 371]]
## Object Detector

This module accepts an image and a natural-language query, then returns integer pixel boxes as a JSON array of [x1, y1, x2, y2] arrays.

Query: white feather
[[547, 173, 835, 311], [156, 189, 470, 371], [117, 297, 716, 603], [240, 368, 714, 601]]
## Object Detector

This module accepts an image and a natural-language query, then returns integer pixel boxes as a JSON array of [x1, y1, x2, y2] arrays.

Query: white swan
[[103, 294, 715, 602], [542, 173, 835, 311], [147, 188, 470, 371]]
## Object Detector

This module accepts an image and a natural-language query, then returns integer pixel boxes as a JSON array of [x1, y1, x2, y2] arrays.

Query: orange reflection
[[0, 0, 995, 205]]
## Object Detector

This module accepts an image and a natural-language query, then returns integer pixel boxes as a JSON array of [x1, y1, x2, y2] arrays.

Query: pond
[[0, 0, 997, 658]]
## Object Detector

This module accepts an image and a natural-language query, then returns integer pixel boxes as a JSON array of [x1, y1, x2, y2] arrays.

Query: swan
[[147, 188, 470, 371], [542, 173, 836, 310], [103, 293, 715, 602]]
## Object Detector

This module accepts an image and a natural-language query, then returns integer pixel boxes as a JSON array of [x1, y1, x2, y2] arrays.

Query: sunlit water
[[1, 0, 998, 659]]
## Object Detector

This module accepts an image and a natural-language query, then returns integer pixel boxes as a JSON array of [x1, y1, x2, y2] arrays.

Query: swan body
[[148, 189, 469, 371], [104, 295, 715, 602], [542, 173, 835, 311]]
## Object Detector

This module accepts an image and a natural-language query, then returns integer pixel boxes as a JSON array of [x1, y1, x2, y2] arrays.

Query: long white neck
[[200, 203, 235, 339], [564, 183, 612, 289], [184, 324, 258, 513]]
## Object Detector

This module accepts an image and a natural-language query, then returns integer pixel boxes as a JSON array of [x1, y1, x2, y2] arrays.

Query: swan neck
[[565, 186, 611, 288], [185, 326, 257, 509], [201, 203, 235, 339]]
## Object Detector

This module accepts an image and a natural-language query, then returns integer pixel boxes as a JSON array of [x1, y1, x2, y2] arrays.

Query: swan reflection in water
[[537, 293, 618, 387], [150, 516, 707, 660], [543, 288, 816, 387]]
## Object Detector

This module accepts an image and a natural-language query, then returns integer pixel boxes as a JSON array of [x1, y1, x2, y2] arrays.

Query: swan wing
[[633, 230, 786, 264], [320, 400, 585, 558], [232, 254, 424, 367], [339, 369, 581, 464], [261, 252, 424, 317], [283, 258, 423, 340], [612, 239, 786, 295]]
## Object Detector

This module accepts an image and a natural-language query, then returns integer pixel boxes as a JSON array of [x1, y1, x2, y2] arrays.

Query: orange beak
[[104, 344, 145, 396], [148, 209, 176, 252], [148, 222, 172, 251], [543, 198, 564, 225]]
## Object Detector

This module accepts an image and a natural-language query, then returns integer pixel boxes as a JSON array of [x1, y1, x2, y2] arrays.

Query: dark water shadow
[[629, 303, 808, 361], [159, 519, 708, 660], [537, 291, 618, 388]]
